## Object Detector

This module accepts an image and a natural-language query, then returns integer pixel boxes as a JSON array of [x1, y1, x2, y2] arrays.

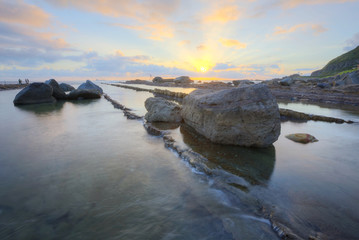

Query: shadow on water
[[16, 101, 66, 115], [179, 124, 276, 187], [15, 99, 100, 115]]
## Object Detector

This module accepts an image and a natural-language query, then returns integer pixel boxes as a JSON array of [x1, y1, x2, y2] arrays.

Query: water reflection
[[16, 101, 65, 115], [180, 124, 276, 186]]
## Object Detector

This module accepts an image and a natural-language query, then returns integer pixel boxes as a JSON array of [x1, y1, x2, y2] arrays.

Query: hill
[[311, 45, 359, 77]]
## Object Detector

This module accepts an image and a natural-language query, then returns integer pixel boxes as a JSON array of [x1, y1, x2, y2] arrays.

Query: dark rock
[[280, 77, 294, 86], [317, 83, 330, 89], [13, 82, 56, 105], [67, 89, 101, 100], [59, 83, 75, 92], [78, 80, 103, 94], [45, 79, 67, 100]]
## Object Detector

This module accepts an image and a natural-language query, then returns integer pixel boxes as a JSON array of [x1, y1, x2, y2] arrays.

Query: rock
[[13, 82, 56, 105], [181, 84, 281, 147], [67, 89, 101, 100], [336, 70, 359, 86], [174, 76, 193, 84], [45, 79, 67, 100], [59, 83, 75, 92], [152, 76, 164, 83], [317, 83, 330, 89], [78, 80, 103, 94], [144, 97, 182, 122], [280, 77, 294, 86], [233, 80, 254, 87], [285, 133, 318, 143]]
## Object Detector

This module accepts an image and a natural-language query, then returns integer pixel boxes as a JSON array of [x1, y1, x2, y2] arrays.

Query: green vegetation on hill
[[311, 45, 359, 77]]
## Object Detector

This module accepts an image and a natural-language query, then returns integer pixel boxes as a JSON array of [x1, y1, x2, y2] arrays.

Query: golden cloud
[[204, 5, 241, 23], [219, 38, 247, 49]]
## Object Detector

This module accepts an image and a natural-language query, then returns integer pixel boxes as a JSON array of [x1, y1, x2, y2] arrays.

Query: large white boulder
[[145, 97, 182, 122], [181, 84, 281, 147]]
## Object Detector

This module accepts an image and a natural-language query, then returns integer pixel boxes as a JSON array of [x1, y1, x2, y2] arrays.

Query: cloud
[[344, 32, 359, 51], [0, 0, 50, 27], [204, 5, 241, 23], [111, 22, 174, 41], [196, 44, 207, 51], [178, 40, 191, 46], [48, 0, 180, 41], [280, 0, 356, 8], [273, 23, 327, 36], [219, 38, 247, 49]]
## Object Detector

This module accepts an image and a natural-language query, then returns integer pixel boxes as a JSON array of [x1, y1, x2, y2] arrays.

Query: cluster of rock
[[265, 71, 359, 89], [13, 79, 103, 105], [152, 76, 194, 84], [144, 83, 281, 148]]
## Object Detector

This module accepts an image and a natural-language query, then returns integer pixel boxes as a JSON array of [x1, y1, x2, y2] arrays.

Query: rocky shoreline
[[0, 84, 27, 91], [121, 70, 359, 106]]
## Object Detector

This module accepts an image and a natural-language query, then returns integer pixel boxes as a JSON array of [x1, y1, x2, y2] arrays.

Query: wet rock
[[59, 83, 75, 92], [45, 79, 67, 100], [280, 77, 294, 86], [67, 89, 101, 100], [13, 82, 56, 105], [78, 80, 103, 94], [145, 97, 182, 122], [285, 133, 318, 143], [181, 84, 281, 147]]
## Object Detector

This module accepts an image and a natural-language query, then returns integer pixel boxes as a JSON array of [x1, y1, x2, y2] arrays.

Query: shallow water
[[1, 85, 359, 239]]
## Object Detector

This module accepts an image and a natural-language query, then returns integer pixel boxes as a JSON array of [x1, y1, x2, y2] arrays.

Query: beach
[[0, 81, 359, 239]]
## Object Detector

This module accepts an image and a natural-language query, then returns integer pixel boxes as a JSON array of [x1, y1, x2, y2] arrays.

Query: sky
[[0, 0, 359, 82]]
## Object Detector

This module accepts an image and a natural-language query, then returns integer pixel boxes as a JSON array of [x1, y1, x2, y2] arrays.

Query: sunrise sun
[[200, 66, 207, 72]]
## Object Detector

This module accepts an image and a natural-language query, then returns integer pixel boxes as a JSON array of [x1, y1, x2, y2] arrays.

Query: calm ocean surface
[[0, 83, 359, 239]]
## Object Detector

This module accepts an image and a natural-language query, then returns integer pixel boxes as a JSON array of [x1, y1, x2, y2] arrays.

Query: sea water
[[0, 84, 358, 239]]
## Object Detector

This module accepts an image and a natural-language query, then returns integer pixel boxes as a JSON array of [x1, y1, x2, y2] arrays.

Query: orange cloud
[[204, 5, 241, 23], [219, 38, 247, 49], [0, 0, 50, 27], [178, 40, 191, 46]]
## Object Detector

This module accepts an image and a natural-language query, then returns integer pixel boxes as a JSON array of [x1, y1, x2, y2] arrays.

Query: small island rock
[[145, 97, 182, 122], [181, 84, 281, 147], [59, 83, 75, 92], [67, 89, 101, 100], [45, 79, 67, 100], [78, 80, 103, 94], [13, 82, 56, 105]]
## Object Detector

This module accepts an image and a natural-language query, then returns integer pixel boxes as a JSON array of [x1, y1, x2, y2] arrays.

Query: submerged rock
[[67, 89, 101, 100], [145, 97, 182, 122], [59, 83, 75, 92], [285, 133, 318, 143], [13, 82, 56, 105], [181, 84, 281, 147], [78, 80, 103, 94], [45, 79, 67, 100]]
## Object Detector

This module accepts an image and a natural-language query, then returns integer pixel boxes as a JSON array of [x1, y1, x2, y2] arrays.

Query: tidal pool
[[0, 84, 358, 239]]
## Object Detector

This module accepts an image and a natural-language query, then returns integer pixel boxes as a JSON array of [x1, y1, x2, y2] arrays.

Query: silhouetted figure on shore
[[25, 79, 29, 84], [18, 79, 22, 85]]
